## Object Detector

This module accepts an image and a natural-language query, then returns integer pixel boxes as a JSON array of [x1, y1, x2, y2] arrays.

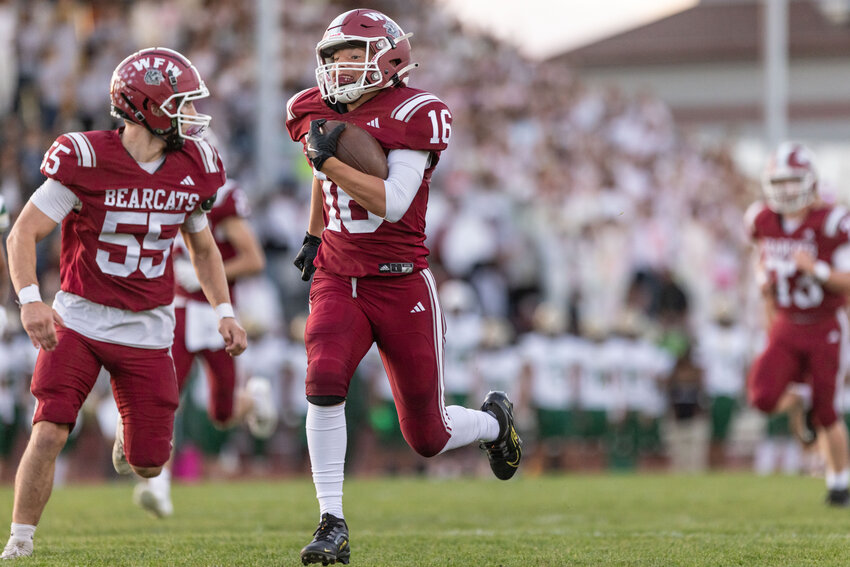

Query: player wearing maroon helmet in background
[[0, 47, 247, 560], [746, 141, 850, 507], [286, 9, 522, 565]]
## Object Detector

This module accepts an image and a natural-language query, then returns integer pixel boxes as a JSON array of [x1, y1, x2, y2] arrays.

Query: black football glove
[[200, 192, 217, 212], [305, 118, 345, 171], [293, 232, 322, 281]]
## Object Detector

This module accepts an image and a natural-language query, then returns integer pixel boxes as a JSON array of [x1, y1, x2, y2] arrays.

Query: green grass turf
[[0, 473, 845, 566]]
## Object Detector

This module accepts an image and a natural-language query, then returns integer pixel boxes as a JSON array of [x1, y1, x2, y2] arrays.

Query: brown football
[[323, 120, 389, 180]]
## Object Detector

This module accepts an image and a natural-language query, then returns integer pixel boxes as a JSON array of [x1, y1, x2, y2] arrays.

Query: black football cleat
[[300, 513, 350, 565], [826, 488, 850, 507], [479, 391, 522, 480]]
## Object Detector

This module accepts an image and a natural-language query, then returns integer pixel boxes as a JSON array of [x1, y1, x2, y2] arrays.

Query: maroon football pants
[[172, 306, 236, 424], [32, 327, 178, 468], [305, 268, 451, 457], [748, 310, 847, 428]]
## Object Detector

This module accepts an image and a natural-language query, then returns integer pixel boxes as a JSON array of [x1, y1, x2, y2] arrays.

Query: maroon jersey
[[285, 86, 451, 277], [175, 179, 249, 302], [746, 201, 850, 319], [40, 129, 224, 312]]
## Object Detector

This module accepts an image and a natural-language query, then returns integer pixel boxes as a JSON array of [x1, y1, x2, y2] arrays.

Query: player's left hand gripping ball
[[306, 118, 346, 171]]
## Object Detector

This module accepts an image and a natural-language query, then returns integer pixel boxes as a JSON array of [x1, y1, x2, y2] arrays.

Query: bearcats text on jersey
[[103, 188, 200, 212]]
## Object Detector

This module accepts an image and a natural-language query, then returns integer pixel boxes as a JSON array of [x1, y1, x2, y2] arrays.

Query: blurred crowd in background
[[0, 0, 834, 483]]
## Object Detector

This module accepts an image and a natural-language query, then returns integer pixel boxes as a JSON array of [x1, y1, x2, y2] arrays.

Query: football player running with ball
[[0, 48, 247, 560], [746, 142, 850, 507], [286, 9, 522, 565]]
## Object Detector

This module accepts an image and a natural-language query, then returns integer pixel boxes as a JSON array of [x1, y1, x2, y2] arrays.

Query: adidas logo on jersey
[[180, 176, 195, 186], [410, 301, 426, 314], [366, 118, 380, 128]]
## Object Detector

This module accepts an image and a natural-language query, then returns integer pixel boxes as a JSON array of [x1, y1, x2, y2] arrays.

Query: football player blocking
[[286, 9, 523, 566], [0, 47, 248, 560], [747, 142, 850, 508]]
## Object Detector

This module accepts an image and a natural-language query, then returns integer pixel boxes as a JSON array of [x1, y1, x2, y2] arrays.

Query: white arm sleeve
[[831, 242, 850, 271], [30, 178, 79, 222], [383, 149, 430, 223], [182, 208, 209, 233]]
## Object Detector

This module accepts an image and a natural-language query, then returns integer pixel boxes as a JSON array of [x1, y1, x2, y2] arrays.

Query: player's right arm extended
[[6, 201, 64, 350]]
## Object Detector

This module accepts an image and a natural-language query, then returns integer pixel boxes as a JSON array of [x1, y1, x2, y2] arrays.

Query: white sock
[[10, 523, 35, 541], [148, 467, 171, 496], [438, 405, 500, 454], [306, 402, 346, 519], [826, 468, 850, 490]]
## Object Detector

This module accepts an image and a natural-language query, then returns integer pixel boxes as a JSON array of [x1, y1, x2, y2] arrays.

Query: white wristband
[[17, 284, 41, 305], [813, 260, 832, 283], [215, 303, 235, 319]]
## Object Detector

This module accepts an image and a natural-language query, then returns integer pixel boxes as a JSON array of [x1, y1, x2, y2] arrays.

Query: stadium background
[[0, 0, 844, 483]]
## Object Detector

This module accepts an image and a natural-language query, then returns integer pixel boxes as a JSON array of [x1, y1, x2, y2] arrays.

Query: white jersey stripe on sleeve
[[80, 132, 96, 167], [194, 139, 217, 173], [401, 99, 440, 123], [195, 139, 212, 173], [209, 142, 220, 173], [286, 88, 313, 121], [824, 205, 848, 238], [209, 144, 221, 173], [391, 93, 429, 118], [65, 134, 82, 167], [66, 132, 95, 168], [391, 93, 439, 122]]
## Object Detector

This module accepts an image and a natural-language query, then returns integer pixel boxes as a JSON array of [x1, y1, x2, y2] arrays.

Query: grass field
[[0, 473, 845, 566]]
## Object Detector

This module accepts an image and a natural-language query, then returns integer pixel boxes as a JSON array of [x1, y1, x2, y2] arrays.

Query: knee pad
[[307, 395, 346, 407]]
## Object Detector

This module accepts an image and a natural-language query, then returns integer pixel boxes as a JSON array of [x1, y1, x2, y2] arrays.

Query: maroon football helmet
[[315, 9, 418, 104], [110, 47, 210, 149], [761, 142, 818, 214]]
